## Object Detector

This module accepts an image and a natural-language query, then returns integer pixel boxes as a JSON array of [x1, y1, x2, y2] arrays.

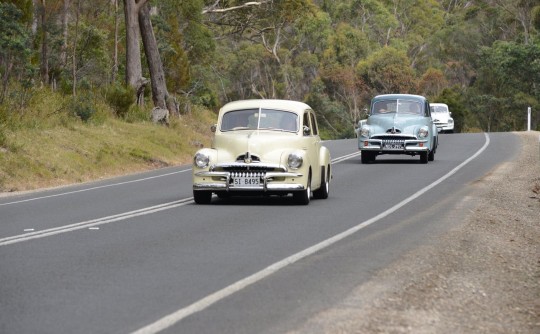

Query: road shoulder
[[290, 131, 540, 334]]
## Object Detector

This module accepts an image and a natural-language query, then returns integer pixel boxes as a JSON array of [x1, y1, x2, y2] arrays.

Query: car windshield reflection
[[372, 99, 423, 115], [221, 109, 298, 132]]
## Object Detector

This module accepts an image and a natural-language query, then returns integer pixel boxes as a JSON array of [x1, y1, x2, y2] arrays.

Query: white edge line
[[0, 199, 194, 246], [0, 169, 192, 206], [132, 133, 491, 334]]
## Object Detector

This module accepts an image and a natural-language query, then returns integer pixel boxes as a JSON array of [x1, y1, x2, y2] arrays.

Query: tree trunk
[[123, 0, 148, 102], [138, 3, 178, 116], [60, 0, 70, 68], [39, 0, 49, 85], [111, 0, 119, 83], [72, 0, 80, 96]]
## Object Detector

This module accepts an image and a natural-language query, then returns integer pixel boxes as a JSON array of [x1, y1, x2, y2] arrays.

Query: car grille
[[382, 139, 405, 145], [211, 164, 285, 174], [372, 134, 416, 141], [229, 171, 266, 178]]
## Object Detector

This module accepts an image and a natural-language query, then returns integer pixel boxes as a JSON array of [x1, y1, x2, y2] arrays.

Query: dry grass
[[0, 108, 216, 192]]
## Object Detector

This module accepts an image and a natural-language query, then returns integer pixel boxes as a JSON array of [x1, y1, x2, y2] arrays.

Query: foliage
[[470, 40, 540, 131], [105, 84, 135, 118], [0, 0, 538, 138], [356, 47, 417, 94], [0, 2, 32, 103]]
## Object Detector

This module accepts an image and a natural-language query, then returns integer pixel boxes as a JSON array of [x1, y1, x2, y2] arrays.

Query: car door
[[303, 110, 321, 188]]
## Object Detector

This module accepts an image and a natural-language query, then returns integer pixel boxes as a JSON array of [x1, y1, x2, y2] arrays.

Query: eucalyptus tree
[[203, 0, 318, 99], [356, 46, 417, 94], [138, 3, 177, 115], [0, 2, 32, 104], [123, 0, 149, 103]]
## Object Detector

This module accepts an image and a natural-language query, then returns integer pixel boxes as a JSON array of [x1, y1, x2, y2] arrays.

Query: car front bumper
[[435, 123, 454, 131], [359, 138, 430, 153], [193, 170, 305, 192]]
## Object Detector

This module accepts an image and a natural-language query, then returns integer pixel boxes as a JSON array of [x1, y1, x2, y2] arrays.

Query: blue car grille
[[382, 139, 405, 145], [372, 135, 416, 141]]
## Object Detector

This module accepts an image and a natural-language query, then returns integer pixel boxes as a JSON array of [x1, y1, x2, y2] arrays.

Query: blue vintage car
[[357, 94, 438, 164]]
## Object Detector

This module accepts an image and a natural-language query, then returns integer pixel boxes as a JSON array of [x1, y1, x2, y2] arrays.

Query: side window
[[425, 101, 431, 117], [309, 112, 318, 135], [303, 112, 311, 136]]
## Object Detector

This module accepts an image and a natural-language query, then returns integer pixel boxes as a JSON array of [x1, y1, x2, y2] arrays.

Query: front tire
[[313, 166, 329, 199], [420, 151, 429, 164], [193, 190, 212, 204], [361, 151, 375, 164], [293, 174, 311, 205]]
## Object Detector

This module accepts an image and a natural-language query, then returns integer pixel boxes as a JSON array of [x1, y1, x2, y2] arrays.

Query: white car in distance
[[430, 103, 454, 133]]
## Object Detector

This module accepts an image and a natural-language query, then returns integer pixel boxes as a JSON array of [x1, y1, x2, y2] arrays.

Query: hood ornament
[[244, 152, 252, 164]]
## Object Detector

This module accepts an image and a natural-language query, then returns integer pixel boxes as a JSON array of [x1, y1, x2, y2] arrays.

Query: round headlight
[[360, 126, 370, 138], [194, 152, 210, 168], [287, 153, 303, 169], [418, 127, 429, 138]]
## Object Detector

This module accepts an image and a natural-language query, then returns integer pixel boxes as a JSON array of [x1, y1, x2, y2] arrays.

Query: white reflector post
[[527, 106, 531, 131]]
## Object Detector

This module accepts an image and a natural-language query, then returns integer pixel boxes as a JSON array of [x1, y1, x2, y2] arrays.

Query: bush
[[68, 96, 96, 122], [105, 84, 134, 117]]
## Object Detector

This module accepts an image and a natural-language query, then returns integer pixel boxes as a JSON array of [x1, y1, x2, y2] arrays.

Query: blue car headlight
[[418, 126, 429, 139], [360, 125, 370, 137]]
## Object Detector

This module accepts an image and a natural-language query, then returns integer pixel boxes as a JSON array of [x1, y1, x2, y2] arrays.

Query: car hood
[[213, 130, 298, 162], [367, 113, 426, 135], [431, 112, 452, 122]]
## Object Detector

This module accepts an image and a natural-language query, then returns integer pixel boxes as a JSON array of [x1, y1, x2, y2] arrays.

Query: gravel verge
[[290, 131, 539, 334]]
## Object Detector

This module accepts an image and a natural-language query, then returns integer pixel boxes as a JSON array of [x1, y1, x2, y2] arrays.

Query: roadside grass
[[0, 90, 216, 192]]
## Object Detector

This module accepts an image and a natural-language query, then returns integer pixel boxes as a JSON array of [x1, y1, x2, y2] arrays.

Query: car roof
[[220, 99, 311, 114], [430, 103, 449, 107], [372, 94, 427, 103]]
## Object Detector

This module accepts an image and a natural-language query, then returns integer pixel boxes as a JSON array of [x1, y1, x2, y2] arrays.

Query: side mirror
[[303, 126, 311, 136], [210, 124, 217, 132]]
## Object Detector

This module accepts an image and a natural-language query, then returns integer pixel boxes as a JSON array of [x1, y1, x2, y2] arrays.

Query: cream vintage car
[[192, 99, 332, 204]]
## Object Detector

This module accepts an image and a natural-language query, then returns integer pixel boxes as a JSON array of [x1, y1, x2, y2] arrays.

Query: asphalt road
[[0, 132, 519, 334]]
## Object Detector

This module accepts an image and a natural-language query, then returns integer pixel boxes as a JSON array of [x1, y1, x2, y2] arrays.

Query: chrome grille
[[372, 135, 416, 141], [229, 171, 265, 178], [382, 139, 405, 145]]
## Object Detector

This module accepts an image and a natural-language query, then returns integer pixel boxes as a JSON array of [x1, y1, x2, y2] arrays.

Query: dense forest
[[1, 0, 539, 140]]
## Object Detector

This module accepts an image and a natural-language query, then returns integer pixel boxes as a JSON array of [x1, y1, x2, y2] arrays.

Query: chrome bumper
[[359, 138, 429, 152], [193, 170, 304, 192]]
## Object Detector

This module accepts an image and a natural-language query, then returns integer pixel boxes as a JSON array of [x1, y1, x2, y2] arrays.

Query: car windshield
[[372, 99, 423, 115], [221, 108, 298, 132], [431, 105, 448, 113]]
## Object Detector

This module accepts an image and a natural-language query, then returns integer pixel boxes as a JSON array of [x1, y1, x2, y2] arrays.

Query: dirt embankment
[[291, 131, 540, 334]]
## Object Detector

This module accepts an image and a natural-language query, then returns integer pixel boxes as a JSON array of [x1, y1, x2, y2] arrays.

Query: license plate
[[384, 144, 403, 149], [232, 177, 260, 187]]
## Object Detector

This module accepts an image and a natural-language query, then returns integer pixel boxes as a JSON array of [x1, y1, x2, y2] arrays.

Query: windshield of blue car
[[221, 109, 298, 132], [372, 100, 423, 116]]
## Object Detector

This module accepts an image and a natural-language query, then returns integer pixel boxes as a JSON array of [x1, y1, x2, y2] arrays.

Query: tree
[[123, 0, 149, 103], [138, 3, 177, 115], [356, 46, 417, 94], [0, 2, 31, 103], [203, 0, 317, 99]]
